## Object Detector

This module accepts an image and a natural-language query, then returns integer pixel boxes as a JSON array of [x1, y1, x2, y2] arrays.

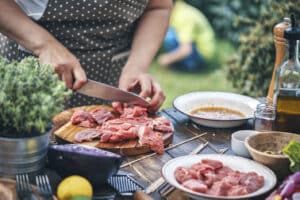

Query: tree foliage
[[227, 0, 300, 97], [185, 0, 268, 45]]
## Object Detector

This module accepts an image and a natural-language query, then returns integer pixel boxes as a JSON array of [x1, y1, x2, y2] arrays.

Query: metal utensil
[[16, 174, 37, 200], [35, 175, 53, 200], [77, 79, 150, 107]]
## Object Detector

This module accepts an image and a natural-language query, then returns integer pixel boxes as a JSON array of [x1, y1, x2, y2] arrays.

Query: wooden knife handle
[[134, 190, 154, 200]]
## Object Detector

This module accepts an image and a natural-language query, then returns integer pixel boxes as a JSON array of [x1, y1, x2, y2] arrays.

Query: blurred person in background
[[158, 0, 216, 72], [0, 0, 172, 112]]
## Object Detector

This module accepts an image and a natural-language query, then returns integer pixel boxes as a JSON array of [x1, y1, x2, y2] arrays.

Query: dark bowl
[[47, 144, 123, 185]]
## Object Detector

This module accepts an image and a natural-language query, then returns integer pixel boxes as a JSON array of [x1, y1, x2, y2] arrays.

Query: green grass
[[150, 39, 237, 109]]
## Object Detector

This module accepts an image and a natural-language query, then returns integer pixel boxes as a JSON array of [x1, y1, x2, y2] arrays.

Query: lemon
[[57, 175, 93, 200], [70, 195, 91, 200]]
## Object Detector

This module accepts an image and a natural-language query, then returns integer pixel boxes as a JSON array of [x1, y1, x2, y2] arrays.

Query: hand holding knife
[[76, 79, 150, 107]]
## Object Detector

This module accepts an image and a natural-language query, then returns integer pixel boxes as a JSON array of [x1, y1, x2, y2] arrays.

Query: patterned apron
[[0, 0, 148, 108]]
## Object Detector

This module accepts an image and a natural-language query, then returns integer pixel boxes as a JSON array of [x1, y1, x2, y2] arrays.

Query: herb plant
[[0, 56, 71, 137]]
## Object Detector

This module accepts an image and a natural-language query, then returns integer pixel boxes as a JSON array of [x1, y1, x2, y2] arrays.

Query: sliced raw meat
[[138, 126, 164, 154], [239, 172, 264, 193], [150, 116, 174, 132], [222, 172, 241, 186], [191, 163, 214, 174], [74, 129, 102, 142], [100, 130, 113, 142], [188, 168, 203, 180], [174, 159, 265, 197], [90, 108, 114, 125], [71, 110, 96, 128], [227, 185, 248, 196], [71, 103, 174, 155], [202, 170, 219, 187], [99, 119, 138, 143], [121, 106, 148, 118], [201, 159, 223, 170], [207, 181, 231, 196], [182, 179, 208, 193], [175, 167, 193, 183]]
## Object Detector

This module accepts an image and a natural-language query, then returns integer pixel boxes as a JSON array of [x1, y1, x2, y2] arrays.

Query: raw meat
[[150, 116, 174, 133], [90, 108, 114, 125], [138, 126, 164, 154], [174, 167, 193, 184], [174, 159, 264, 197], [74, 129, 102, 142], [239, 172, 264, 193], [71, 104, 173, 154], [182, 179, 208, 193], [71, 110, 96, 128]]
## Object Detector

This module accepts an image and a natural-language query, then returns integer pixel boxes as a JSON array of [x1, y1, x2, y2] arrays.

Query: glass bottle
[[254, 103, 276, 131], [273, 14, 300, 133]]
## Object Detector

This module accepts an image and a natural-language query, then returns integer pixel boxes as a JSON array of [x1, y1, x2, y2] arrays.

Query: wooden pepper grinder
[[267, 18, 291, 103]]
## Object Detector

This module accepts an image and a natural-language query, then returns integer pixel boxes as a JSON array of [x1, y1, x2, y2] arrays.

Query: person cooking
[[0, 0, 172, 112]]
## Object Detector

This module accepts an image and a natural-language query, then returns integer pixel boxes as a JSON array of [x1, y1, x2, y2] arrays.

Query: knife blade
[[77, 79, 150, 107]]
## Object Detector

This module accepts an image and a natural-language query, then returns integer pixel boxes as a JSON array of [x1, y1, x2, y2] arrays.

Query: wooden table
[[48, 107, 272, 200]]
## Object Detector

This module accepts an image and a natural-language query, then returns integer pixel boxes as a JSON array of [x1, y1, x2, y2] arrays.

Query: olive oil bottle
[[273, 14, 300, 133]]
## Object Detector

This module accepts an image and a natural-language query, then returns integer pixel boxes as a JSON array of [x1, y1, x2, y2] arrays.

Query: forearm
[[160, 43, 192, 65], [0, 0, 58, 55], [124, 0, 172, 72]]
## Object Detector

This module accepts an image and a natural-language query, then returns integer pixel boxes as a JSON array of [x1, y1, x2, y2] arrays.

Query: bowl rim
[[173, 91, 260, 122], [231, 130, 258, 142], [244, 131, 297, 159]]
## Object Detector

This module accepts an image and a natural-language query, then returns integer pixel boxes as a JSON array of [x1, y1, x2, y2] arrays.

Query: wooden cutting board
[[53, 105, 173, 156]]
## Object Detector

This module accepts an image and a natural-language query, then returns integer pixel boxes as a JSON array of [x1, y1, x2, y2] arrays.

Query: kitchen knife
[[77, 79, 150, 107]]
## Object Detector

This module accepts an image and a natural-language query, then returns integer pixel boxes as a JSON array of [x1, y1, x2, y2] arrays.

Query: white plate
[[173, 91, 260, 128], [162, 154, 276, 200]]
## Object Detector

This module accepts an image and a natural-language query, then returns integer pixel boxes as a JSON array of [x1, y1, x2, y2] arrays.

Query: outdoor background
[[151, 0, 299, 108]]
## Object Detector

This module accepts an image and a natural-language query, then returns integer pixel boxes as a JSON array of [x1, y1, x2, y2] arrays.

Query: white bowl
[[173, 91, 260, 128], [231, 130, 258, 158], [162, 154, 277, 200]]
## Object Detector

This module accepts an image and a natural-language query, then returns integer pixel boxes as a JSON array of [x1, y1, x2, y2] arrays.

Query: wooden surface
[[53, 105, 173, 156]]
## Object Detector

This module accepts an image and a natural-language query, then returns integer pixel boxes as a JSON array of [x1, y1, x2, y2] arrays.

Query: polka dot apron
[[0, 0, 148, 108]]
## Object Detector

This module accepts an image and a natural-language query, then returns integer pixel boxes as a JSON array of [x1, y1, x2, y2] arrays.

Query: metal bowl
[[0, 131, 50, 177]]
